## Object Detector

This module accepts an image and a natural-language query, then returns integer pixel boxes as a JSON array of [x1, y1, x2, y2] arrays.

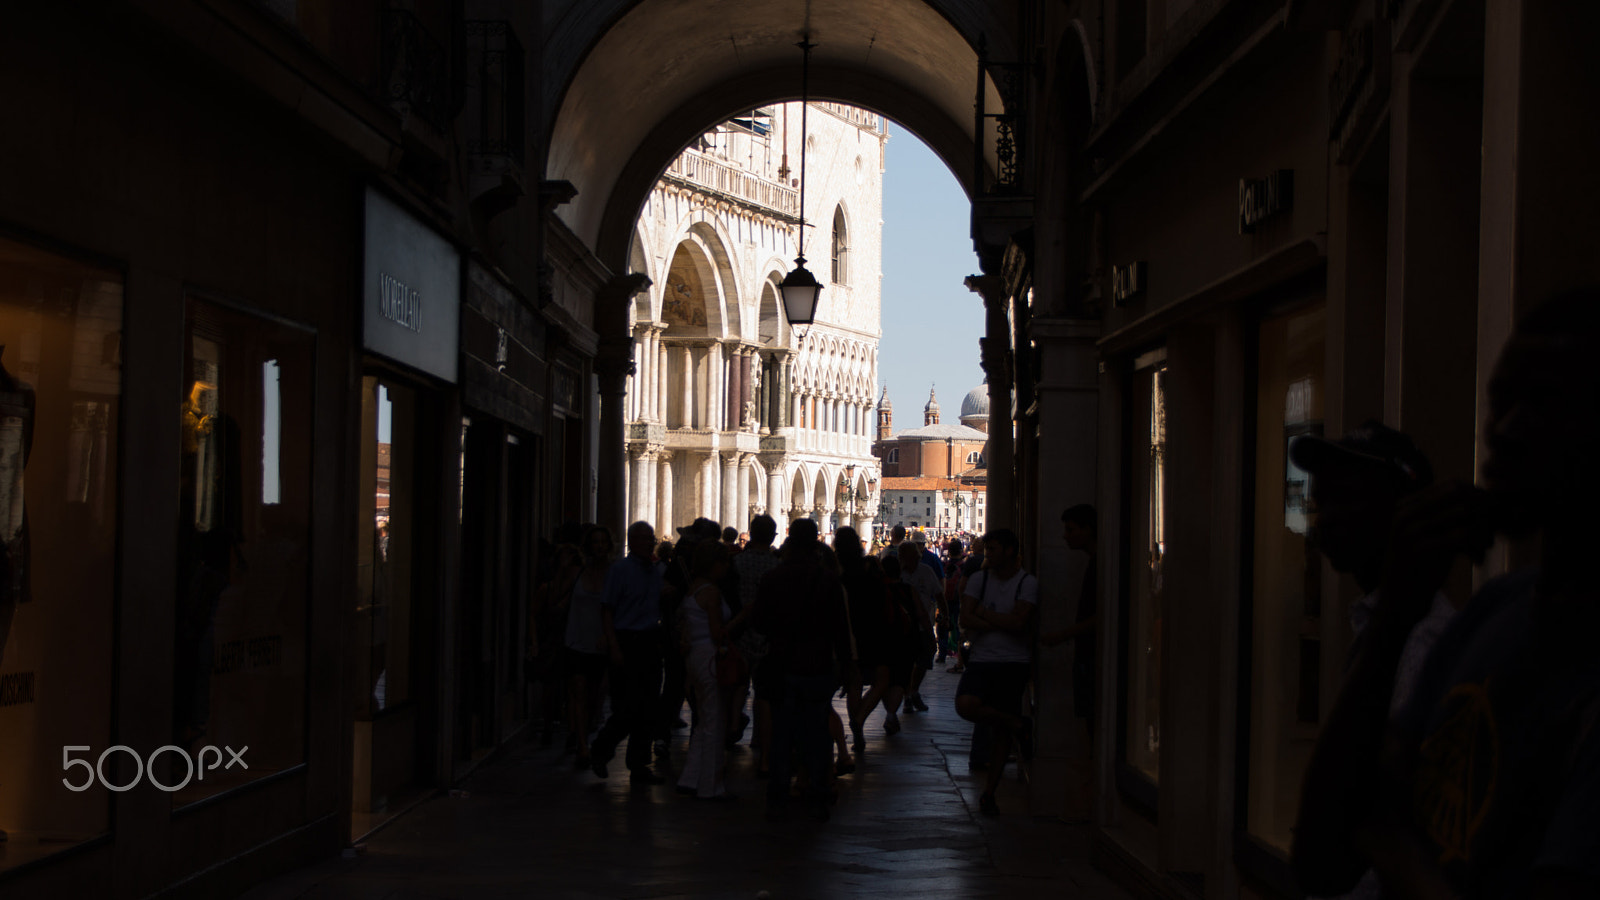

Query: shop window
[[1246, 303, 1326, 855], [1125, 356, 1167, 786], [0, 236, 120, 869], [360, 379, 416, 717], [173, 297, 314, 807]]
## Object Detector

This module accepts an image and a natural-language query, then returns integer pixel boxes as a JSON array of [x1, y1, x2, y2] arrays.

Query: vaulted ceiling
[[543, 0, 1016, 269]]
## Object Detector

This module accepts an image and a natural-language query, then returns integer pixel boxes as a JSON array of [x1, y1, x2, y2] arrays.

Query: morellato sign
[[1239, 170, 1294, 234], [363, 187, 460, 382], [378, 272, 423, 333]]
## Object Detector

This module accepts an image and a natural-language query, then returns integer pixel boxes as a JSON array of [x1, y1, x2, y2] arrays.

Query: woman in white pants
[[676, 539, 734, 800]]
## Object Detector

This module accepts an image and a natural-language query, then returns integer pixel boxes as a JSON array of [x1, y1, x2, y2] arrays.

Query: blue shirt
[[602, 553, 665, 632]]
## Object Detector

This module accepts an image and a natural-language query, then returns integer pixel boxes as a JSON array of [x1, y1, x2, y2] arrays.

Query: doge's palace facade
[[624, 102, 886, 537]]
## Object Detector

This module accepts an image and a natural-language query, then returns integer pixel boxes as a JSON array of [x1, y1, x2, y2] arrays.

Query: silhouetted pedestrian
[[590, 521, 668, 788], [1293, 288, 1600, 898], [755, 518, 852, 822], [957, 528, 1037, 816]]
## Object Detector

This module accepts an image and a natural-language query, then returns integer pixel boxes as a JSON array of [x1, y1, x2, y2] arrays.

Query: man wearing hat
[[1294, 291, 1600, 898], [1288, 421, 1456, 899], [1290, 421, 1457, 708]]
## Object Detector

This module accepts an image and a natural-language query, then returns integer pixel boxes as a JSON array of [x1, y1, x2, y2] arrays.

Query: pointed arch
[[789, 464, 812, 522], [830, 203, 850, 285], [628, 227, 656, 324], [812, 465, 832, 517], [685, 220, 743, 339], [748, 456, 768, 514], [758, 267, 789, 350]]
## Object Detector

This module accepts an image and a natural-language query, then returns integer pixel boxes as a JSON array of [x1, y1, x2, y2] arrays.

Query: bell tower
[[876, 385, 893, 441]]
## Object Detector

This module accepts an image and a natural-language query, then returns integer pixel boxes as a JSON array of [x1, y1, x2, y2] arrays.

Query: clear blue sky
[[879, 122, 985, 433]]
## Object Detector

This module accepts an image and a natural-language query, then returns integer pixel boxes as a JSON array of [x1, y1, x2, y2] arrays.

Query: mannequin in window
[[176, 377, 244, 747], [0, 345, 35, 672]]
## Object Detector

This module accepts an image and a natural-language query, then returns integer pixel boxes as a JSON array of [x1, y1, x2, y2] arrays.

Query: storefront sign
[[363, 188, 461, 382], [1112, 261, 1147, 306], [1239, 170, 1294, 234]]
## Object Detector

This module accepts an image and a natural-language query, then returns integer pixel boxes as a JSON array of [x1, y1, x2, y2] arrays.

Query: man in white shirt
[[898, 541, 942, 712], [956, 528, 1037, 816]]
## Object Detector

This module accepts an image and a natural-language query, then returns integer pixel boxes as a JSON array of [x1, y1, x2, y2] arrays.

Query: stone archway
[[812, 466, 832, 532], [788, 465, 811, 532], [546, 0, 1015, 274]]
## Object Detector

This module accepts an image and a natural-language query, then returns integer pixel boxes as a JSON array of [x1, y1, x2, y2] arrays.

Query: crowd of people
[[528, 511, 1067, 821], [516, 289, 1600, 890]]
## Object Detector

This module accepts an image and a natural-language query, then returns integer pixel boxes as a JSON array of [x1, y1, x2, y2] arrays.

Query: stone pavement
[[242, 667, 1130, 900]]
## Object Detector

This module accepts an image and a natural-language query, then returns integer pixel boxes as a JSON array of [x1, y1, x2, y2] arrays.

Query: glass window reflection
[[0, 235, 120, 869], [173, 297, 313, 807]]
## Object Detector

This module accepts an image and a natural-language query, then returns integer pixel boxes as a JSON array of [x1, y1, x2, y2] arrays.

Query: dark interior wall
[[1098, 30, 1329, 338], [1, 4, 362, 896]]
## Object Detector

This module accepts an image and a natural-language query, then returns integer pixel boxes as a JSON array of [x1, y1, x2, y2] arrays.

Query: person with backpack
[[956, 528, 1037, 816]]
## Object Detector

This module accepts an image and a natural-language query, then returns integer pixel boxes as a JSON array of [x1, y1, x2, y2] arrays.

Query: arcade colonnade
[[620, 107, 882, 539], [623, 330, 882, 537]]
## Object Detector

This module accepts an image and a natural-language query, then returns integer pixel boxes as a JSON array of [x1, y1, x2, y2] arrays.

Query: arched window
[[886, 448, 899, 464], [831, 206, 849, 284], [966, 451, 982, 465]]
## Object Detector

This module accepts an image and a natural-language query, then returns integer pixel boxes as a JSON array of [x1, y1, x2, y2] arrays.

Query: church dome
[[960, 384, 989, 420], [877, 385, 891, 410]]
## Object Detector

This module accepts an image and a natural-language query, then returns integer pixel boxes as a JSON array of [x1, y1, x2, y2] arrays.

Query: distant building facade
[[873, 385, 988, 480], [624, 102, 887, 536], [879, 476, 986, 536]]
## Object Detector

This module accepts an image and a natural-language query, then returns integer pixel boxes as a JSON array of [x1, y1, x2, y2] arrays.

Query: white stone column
[[721, 452, 739, 528], [699, 453, 717, 521], [679, 345, 693, 429], [629, 450, 651, 525], [631, 332, 644, 422], [644, 451, 658, 529], [767, 466, 786, 522], [735, 454, 751, 530], [657, 453, 674, 537], [656, 337, 668, 423], [642, 329, 656, 421]]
